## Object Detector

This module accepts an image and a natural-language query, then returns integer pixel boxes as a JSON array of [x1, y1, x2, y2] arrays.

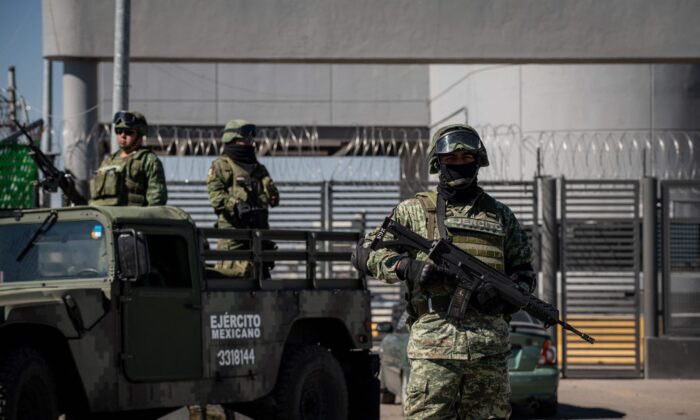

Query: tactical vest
[[90, 149, 152, 206], [219, 156, 277, 228], [415, 190, 506, 272]]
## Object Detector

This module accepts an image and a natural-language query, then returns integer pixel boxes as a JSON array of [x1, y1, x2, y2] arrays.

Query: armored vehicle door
[[121, 226, 202, 381]]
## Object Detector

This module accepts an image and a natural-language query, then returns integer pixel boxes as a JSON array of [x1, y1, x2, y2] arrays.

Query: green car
[[377, 306, 559, 417]]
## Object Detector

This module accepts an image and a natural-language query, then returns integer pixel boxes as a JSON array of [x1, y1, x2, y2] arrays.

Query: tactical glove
[[475, 273, 531, 316], [474, 282, 506, 315], [395, 258, 448, 287], [351, 239, 373, 277]]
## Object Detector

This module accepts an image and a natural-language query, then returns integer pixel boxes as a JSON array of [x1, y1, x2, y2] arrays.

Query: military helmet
[[113, 111, 148, 137], [222, 119, 256, 144], [428, 124, 489, 174]]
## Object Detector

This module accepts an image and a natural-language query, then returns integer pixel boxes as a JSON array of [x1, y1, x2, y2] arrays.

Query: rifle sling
[[436, 194, 449, 241]]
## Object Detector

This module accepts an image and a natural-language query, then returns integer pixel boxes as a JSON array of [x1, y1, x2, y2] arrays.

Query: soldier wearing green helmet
[[89, 111, 168, 206], [359, 124, 535, 419], [206, 119, 280, 277]]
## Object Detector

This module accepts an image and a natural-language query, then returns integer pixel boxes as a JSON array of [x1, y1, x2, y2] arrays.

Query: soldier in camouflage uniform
[[206, 119, 280, 277], [89, 111, 168, 206], [360, 124, 535, 419]]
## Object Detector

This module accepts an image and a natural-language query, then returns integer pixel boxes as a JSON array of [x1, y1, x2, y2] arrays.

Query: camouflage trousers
[[404, 353, 511, 420]]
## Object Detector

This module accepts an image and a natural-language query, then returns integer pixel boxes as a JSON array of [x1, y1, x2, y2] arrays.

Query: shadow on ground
[[513, 403, 625, 419]]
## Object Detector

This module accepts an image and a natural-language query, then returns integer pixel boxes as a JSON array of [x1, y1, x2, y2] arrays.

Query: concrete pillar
[[540, 176, 559, 344], [63, 59, 99, 200], [39, 59, 53, 208], [643, 176, 659, 377]]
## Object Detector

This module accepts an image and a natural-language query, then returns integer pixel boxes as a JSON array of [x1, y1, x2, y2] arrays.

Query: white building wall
[[429, 64, 700, 180], [99, 63, 429, 127]]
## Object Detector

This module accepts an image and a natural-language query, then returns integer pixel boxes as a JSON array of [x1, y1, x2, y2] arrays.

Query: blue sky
[[1, 0, 63, 149]]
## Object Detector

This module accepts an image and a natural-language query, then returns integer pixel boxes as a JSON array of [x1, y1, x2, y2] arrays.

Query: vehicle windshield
[[0, 220, 108, 283]]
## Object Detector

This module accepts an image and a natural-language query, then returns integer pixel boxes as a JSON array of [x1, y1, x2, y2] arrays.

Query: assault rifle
[[12, 119, 87, 206], [370, 217, 595, 344]]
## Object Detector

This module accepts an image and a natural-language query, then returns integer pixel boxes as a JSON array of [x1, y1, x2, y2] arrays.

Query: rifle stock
[[370, 217, 595, 344]]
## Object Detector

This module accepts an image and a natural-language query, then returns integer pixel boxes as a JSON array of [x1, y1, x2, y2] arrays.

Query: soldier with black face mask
[[359, 124, 535, 419], [206, 119, 280, 277]]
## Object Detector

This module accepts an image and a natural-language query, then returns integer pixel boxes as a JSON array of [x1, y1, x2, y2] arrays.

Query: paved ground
[[379, 379, 700, 419], [162, 379, 700, 419]]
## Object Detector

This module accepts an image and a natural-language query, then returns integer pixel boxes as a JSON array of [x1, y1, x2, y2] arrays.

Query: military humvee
[[0, 206, 378, 419]]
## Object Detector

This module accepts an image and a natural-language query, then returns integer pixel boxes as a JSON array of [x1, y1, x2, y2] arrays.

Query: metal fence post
[[322, 181, 332, 278], [643, 177, 659, 377], [540, 176, 559, 347]]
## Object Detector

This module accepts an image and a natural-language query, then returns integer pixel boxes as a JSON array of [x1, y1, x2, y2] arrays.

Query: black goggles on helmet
[[224, 124, 257, 139], [434, 130, 482, 155], [113, 111, 138, 125]]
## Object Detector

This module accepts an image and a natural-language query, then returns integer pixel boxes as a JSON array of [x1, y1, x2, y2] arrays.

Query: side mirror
[[375, 322, 394, 334], [117, 230, 150, 281]]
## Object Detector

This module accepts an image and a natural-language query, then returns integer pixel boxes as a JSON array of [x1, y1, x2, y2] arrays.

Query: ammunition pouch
[[90, 150, 149, 206], [90, 165, 126, 206], [410, 295, 452, 317]]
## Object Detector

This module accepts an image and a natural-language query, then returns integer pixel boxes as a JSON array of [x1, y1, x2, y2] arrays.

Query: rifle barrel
[[560, 321, 596, 344]]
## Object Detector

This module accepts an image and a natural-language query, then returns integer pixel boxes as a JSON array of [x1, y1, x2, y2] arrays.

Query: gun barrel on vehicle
[[370, 217, 595, 344], [12, 119, 87, 206]]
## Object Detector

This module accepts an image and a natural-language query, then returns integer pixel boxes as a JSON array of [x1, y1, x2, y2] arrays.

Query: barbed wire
[[477, 125, 700, 180], [91, 122, 699, 182]]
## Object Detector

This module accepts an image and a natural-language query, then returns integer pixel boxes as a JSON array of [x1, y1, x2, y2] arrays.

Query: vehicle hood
[[0, 280, 110, 308]]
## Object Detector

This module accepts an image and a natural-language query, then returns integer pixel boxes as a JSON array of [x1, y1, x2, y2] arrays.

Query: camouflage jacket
[[90, 148, 168, 206], [207, 156, 280, 229], [362, 187, 535, 360]]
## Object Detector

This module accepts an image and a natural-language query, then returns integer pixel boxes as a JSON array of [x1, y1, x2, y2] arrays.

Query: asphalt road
[[162, 379, 700, 419], [379, 379, 700, 420]]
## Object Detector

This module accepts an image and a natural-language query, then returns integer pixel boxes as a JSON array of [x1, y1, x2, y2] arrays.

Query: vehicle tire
[[273, 345, 348, 420], [536, 399, 558, 417], [0, 347, 60, 420]]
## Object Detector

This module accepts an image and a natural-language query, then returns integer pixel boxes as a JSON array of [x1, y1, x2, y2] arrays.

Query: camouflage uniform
[[90, 111, 167, 206], [362, 124, 535, 420], [90, 149, 167, 206], [207, 119, 279, 276]]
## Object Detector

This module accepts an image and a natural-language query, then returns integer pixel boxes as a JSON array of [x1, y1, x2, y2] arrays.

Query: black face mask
[[223, 143, 258, 165], [437, 162, 479, 202], [440, 162, 478, 187]]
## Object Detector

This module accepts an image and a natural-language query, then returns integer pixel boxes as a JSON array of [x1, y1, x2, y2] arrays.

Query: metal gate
[[660, 180, 700, 337], [560, 179, 642, 377]]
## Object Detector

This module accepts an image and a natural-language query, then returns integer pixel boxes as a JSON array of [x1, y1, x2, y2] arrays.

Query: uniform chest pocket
[[91, 165, 125, 199]]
